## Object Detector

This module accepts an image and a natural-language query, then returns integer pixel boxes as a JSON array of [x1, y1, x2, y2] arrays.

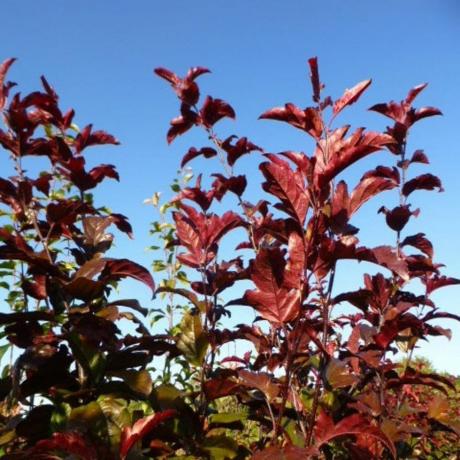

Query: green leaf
[[68, 332, 106, 385], [176, 312, 208, 366], [202, 435, 239, 460], [0, 344, 10, 364], [113, 370, 153, 396], [208, 411, 247, 429]]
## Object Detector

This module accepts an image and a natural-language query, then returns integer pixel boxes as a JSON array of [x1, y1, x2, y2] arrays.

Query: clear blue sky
[[1, 0, 460, 372]]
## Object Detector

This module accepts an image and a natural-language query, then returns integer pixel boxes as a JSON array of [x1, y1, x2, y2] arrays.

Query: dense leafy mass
[[0, 57, 459, 459]]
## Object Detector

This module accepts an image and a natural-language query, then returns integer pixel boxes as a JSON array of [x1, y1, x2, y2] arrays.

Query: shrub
[[0, 56, 459, 459]]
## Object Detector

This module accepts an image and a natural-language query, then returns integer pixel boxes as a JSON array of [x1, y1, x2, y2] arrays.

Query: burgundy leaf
[[308, 56, 321, 103], [349, 175, 398, 216], [402, 233, 433, 258], [333, 79, 371, 117], [74, 124, 119, 152], [244, 247, 301, 324], [200, 96, 236, 127], [110, 213, 134, 238], [315, 128, 395, 185], [102, 259, 155, 295], [378, 205, 419, 232], [186, 66, 211, 81], [0, 57, 16, 110], [260, 104, 323, 139], [154, 67, 180, 85], [414, 106, 443, 122], [212, 174, 247, 200], [120, 410, 177, 460], [424, 275, 460, 295], [33, 432, 97, 460], [315, 412, 396, 458], [260, 158, 309, 226], [221, 136, 262, 166], [402, 173, 443, 197], [166, 104, 198, 143], [405, 83, 428, 105], [410, 149, 429, 165], [181, 146, 217, 168]]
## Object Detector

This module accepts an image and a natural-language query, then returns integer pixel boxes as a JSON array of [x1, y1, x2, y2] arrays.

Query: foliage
[[0, 56, 459, 459]]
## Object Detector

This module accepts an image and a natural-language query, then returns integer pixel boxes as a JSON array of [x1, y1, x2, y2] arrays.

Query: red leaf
[[424, 275, 460, 295], [315, 128, 395, 185], [166, 104, 198, 144], [186, 66, 211, 81], [308, 56, 321, 103], [405, 83, 428, 105], [212, 174, 247, 200], [260, 158, 309, 225], [0, 57, 16, 110], [401, 233, 433, 258], [89, 164, 119, 183], [410, 149, 429, 165], [315, 412, 396, 458], [181, 146, 217, 167], [252, 445, 315, 460], [154, 67, 180, 85], [200, 96, 235, 127], [349, 175, 398, 216], [203, 376, 239, 400], [238, 369, 279, 401], [378, 205, 419, 232], [333, 79, 371, 117], [120, 410, 177, 460], [402, 173, 443, 197], [221, 136, 262, 166], [414, 106, 442, 122], [102, 259, 155, 295], [244, 247, 301, 324], [110, 213, 134, 238], [74, 124, 119, 152], [260, 104, 323, 138], [33, 432, 97, 460]]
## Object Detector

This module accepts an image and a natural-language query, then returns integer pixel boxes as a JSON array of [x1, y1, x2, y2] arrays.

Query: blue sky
[[1, 0, 460, 372]]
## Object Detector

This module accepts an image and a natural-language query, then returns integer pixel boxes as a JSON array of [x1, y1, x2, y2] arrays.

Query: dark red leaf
[[181, 146, 217, 168], [315, 128, 395, 185], [110, 213, 134, 238], [405, 83, 428, 105], [414, 106, 443, 122], [120, 410, 177, 460], [424, 275, 460, 295], [186, 66, 211, 81], [260, 104, 323, 139], [0, 57, 16, 110], [74, 124, 119, 152], [378, 205, 419, 232], [211, 174, 247, 200], [260, 158, 309, 226], [333, 79, 371, 117], [203, 376, 239, 400], [402, 233, 433, 258], [200, 96, 235, 127], [221, 136, 262, 166], [402, 173, 443, 197], [410, 149, 429, 165], [166, 104, 198, 144], [33, 432, 97, 460], [315, 412, 396, 458], [154, 67, 180, 85], [308, 56, 321, 103], [244, 247, 301, 324], [349, 175, 398, 216], [102, 259, 155, 295]]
